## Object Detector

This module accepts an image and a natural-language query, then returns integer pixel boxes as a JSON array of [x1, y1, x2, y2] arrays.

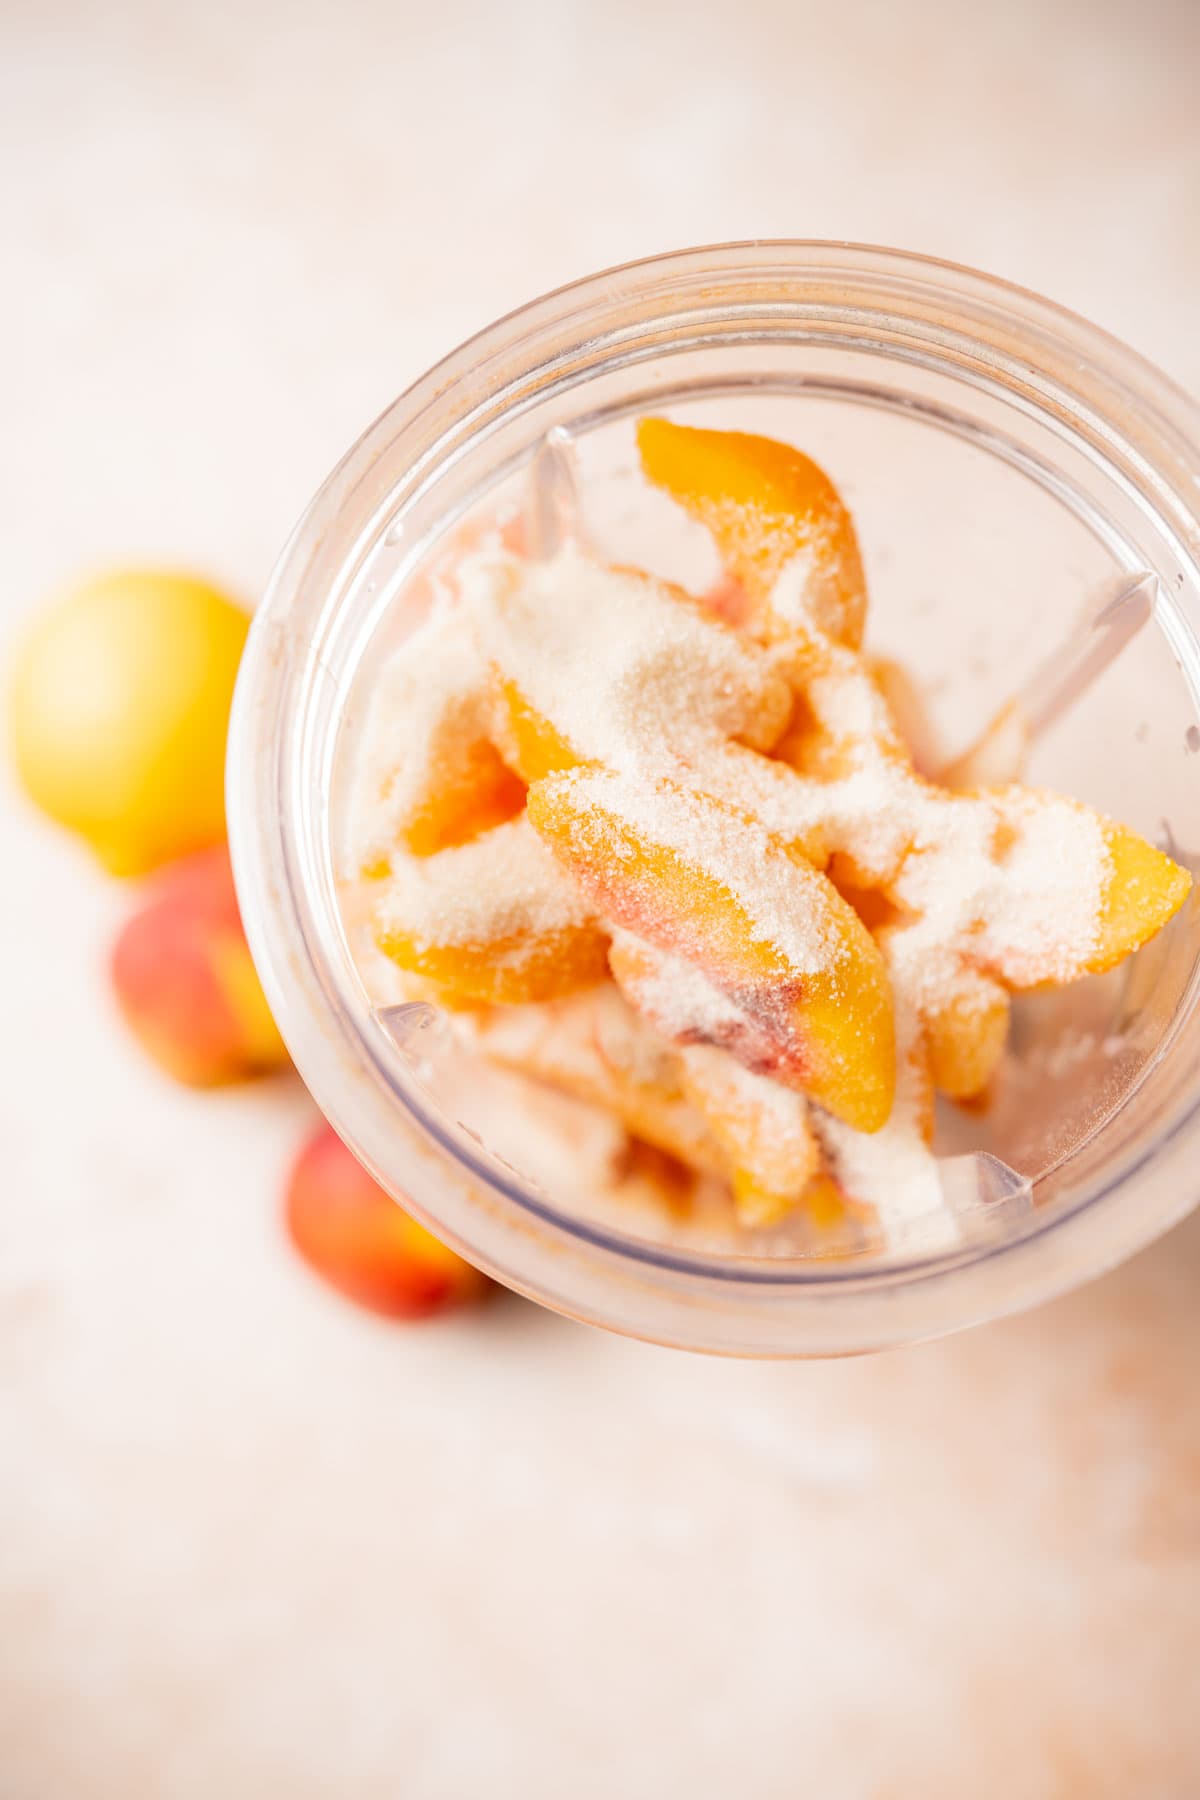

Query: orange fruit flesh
[[1090, 821, 1193, 975], [376, 918, 609, 1007], [397, 738, 526, 856], [636, 416, 868, 648], [922, 977, 1011, 1101], [679, 1045, 820, 1227], [527, 768, 896, 1133]]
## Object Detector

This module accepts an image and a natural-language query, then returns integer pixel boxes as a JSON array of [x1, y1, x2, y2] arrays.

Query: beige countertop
[[3, 1, 1199, 1794]]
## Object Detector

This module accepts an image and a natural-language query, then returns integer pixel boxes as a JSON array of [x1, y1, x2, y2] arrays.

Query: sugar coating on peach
[[636, 416, 868, 649], [11, 569, 248, 875], [467, 542, 793, 778], [679, 1043, 820, 1228], [286, 1122, 490, 1319], [467, 985, 726, 1177], [373, 818, 609, 1006], [111, 846, 287, 1086], [527, 766, 896, 1132], [350, 616, 525, 861], [1092, 818, 1193, 974]]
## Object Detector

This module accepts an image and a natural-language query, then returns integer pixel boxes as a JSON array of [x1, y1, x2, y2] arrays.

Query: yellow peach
[[11, 569, 248, 874]]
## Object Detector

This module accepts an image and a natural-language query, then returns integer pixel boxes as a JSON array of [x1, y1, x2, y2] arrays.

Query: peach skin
[[11, 569, 249, 875], [110, 846, 288, 1086], [285, 1122, 491, 1319]]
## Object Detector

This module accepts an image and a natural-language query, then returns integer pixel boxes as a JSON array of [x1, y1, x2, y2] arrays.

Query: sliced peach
[[470, 986, 725, 1176], [286, 1122, 490, 1319], [395, 737, 526, 858], [373, 818, 608, 1005], [376, 923, 607, 1007], [493, 675, 581, 784], [352, 625, 525, 863], [921, 971, 1011, 1100], [636, 417, 867, 648], [528, 766, 896, 1130], [973, 791, 1192, 988], [477, 546, 793, 780], [1092, 819, 1193, 974], [680, 1044, 820, 1227]]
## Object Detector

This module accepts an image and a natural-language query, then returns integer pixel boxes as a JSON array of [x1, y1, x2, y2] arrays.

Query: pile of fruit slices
[[348, 420, 1191, 1238]]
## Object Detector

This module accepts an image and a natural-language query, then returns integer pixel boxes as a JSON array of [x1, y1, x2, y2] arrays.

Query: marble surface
[[3, 1, 1200, 1794]]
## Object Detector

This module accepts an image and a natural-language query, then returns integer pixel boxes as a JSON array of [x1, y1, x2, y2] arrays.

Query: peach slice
[[493, 675, 580, 784], [374, 819, 609, 1006], [395, 736, 525, 859], [376, 924, 606, 1007], [111, 846, 287, 1086], [528, 766, 896, 1131], [679, 1044, 820, 1227], [286, 1122, 491, 1319], [921, 972, 1011, 1101], [476, 546, 793, 783], [351, 622, 525, 864], [469, 985, 725, 1176], [637, 417, 867, 649], [1091, 818, 1193, 975], [968, 791, 1193, 989]]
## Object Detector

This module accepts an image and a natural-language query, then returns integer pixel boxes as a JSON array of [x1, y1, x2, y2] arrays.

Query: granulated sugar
[[607, 930, 751, 1046], [715, 561, 1110, 1013], [373, 817, 596, 953], [538, 763, 846, 979], [464, 543, 791, 765], [346, 611, 499, 866]]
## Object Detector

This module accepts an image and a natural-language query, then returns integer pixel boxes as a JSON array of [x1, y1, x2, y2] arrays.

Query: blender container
[[227, 243, 1200, 1355]]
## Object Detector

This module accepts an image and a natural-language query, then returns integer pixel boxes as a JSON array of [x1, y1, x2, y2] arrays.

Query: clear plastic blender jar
[[227, 243, 1200, 1355]]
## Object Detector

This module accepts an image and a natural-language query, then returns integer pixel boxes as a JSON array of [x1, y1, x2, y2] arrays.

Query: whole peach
[[285, 1123, 491, 1320], [11, 569, 248, 875], [111, 846, 287, 1085]]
